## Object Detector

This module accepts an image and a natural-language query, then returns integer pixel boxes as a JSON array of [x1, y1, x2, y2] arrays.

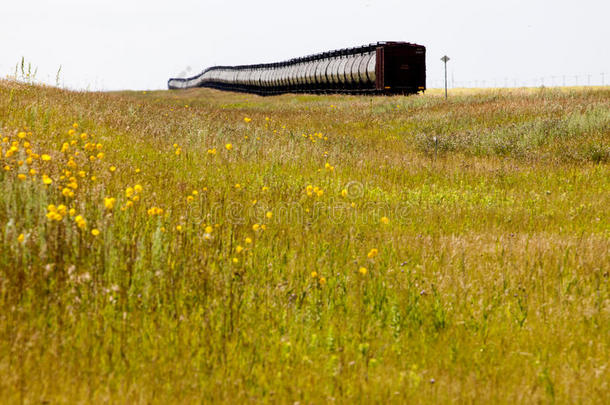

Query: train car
[[168, 42, 425, 96]]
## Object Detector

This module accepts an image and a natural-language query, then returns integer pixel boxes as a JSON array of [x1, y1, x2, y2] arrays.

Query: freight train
[[168, 41, 425, 96]]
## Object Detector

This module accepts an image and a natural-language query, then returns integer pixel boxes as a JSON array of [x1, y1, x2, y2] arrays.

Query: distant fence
[[428, 72, 608, 88]]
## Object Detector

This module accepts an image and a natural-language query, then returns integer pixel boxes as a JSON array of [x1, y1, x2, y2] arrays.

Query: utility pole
[[441, 55, 450, 99]]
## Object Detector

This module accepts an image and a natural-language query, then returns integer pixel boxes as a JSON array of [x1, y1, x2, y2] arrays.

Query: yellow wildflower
[[104, 197, 116, 210], [62, 188, 74, 198], [243, 117, 252, 123], [225, 143, 233, 151], [17, 233, 25, 243], [236, 245, 244, 254], [109, 166, 116, 172], [205, 226, 213, 233], [245, 237, 252, 244], [74, 215, 86, 229], [125, 187, 134, 198], [57, 205, 67, 216], [367, 248, 378, 259], [17, 174, 27, 180], [311, 271, 318, 278], [91, 229, 100, 236], [134, 184, 143, 193], [359, 267, 368, 275], [266, 211, 273, 219], [380, 216, 390, 225]]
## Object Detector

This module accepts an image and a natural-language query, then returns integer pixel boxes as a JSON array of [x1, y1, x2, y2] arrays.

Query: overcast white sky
[[2, 0, 609, 90]]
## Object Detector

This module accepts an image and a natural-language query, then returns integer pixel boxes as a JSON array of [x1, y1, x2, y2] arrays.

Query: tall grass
[[0, 81, 608, 403]]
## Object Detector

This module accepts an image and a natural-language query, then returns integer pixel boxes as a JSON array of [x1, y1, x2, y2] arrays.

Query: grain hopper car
[[168, 41, 425, 95]]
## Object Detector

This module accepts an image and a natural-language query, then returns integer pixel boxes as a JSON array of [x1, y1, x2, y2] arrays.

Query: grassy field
[[0, 81, 608, 403]]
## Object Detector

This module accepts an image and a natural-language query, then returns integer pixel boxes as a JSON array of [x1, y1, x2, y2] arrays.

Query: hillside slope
[[1, 82, 609, 403]]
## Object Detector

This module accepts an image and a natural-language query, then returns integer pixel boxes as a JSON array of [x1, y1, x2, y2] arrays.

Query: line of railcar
[[168, 41, 425, 96]]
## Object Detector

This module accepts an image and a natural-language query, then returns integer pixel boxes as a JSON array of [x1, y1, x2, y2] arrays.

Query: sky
[[2, 0, 609, 91]]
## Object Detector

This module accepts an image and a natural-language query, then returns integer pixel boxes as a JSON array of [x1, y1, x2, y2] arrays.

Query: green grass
[[0, 82, 609, 403]]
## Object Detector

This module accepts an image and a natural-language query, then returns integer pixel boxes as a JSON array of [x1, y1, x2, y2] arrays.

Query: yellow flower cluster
[[185, 189, 199, 203], [311, 271, 327, 285], [367, 248, 378, 259], [1, 130, 57, 184], [324, 162, 335, 171], [124, 184, 143, 206], [305, 185, 324, 197], [147, 206, 164, 216], [74, 215, 87, 230], [301, 132, 328, 143], [46, 204, 68, 221]]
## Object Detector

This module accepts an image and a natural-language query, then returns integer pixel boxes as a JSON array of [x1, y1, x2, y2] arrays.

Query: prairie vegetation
[[0, 81, 608, 403]]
